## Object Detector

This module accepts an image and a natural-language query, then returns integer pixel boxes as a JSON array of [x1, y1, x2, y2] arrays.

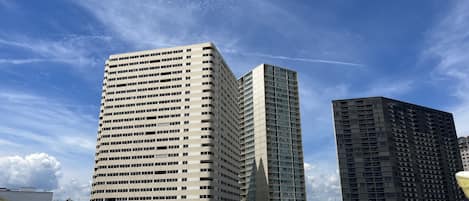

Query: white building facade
[[90, 42, 239, 201], [238, 64, 306, 201]]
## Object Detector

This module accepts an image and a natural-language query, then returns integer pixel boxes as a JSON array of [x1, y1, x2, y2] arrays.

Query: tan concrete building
[[90, 42, 240, 201], [238, 64, 306, 201]]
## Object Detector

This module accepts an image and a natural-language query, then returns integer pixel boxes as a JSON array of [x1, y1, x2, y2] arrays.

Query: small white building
[[0, 188, 53, 201]]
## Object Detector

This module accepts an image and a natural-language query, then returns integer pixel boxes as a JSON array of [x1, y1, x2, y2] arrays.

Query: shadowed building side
[[255, 158, 269, 201], [333, 97, 464, 201]]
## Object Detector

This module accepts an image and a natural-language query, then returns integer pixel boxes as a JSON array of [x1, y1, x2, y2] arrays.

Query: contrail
[[232, 51, 364, 67]]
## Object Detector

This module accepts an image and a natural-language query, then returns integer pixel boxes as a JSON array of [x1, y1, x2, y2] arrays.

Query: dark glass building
[[332, 97, 464, 201]]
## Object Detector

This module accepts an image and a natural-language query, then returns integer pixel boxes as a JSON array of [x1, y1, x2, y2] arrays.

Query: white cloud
[[424, 0, 469, 135], [304, 162, 342, 201], [0, 139, 18, 147], [0, 153, 61, 190], [0, 153, 91, 201], [299, 80, 349, 112], [75, 0, 365, 73], [75, 0, 214, 49], [0, 58, 66, 64], [0, 35, 111, 67], [0, 91, 96, 200], [359, 80, 414, 98], [54, 179, 91, 201], [0, 91, 97, 155]]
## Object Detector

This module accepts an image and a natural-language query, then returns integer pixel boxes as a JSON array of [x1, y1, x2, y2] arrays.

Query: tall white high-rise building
[[90, 42, 240, 201], [238, 64, 306, 201]]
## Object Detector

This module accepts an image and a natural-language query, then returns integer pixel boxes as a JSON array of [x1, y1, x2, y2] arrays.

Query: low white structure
[[0, 188, 52, 201]]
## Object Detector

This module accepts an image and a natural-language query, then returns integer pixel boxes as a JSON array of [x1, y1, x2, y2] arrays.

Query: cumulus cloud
[[0, 91, 96, 200], [304, 162, 342, 201], [54, 179, 91, 201], [0, 153, 61, 190], [0, 153, 90, 200]]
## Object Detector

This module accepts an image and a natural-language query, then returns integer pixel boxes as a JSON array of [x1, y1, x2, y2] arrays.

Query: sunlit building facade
[[90, 42, 240, 201], [238, 64, 306, 201]]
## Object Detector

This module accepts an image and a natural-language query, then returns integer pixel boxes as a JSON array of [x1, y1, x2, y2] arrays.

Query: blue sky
[[1, 0, 469, 200]]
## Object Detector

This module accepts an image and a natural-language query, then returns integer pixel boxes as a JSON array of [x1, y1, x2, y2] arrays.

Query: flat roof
[[332, 96, 452, 115]]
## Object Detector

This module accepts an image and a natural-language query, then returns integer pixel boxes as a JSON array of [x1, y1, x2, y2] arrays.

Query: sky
[[0, 0, 469, 200]]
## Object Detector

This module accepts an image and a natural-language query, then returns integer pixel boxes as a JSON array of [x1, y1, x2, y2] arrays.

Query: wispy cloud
[[0, 35, 111, 67], [0, 58, 72, 65], [0, 91, 98, 155], [0, 90, 97, 200], [0, 0, 15, 9], [75, 0, 365, 70], [75, 1, 213, 49], [0, 139, 18, 147], [424, 0, 469, 135], [358, 80, 414, 98]]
